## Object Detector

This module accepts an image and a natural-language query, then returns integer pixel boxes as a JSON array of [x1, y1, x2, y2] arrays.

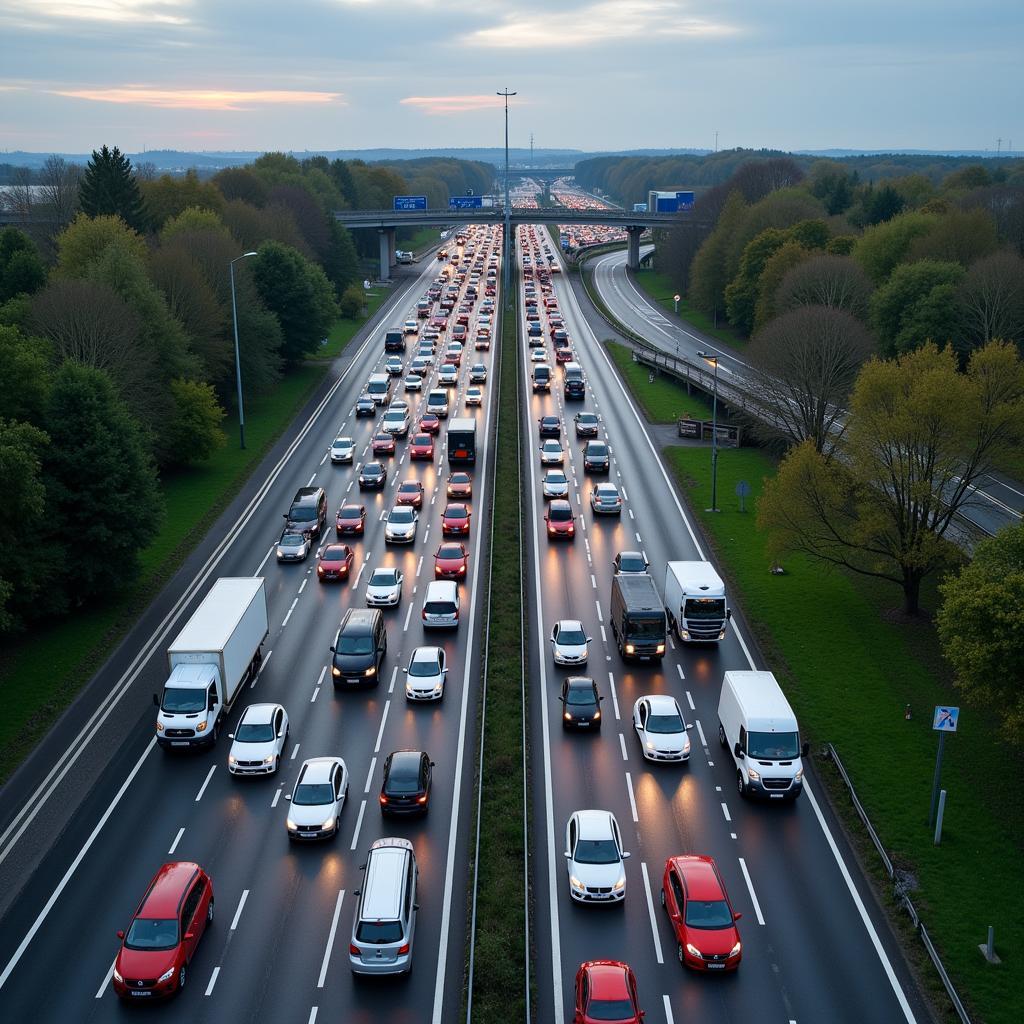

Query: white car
[[286, 757, 349, 840], [330, 435, 355, 464], [404, 374, 423, 392], [542, 469, 569, 499], [633, 695, 693, 762], [564, 809, 629, 903], [385, 356, 404, 376], [465, 387, 483, 407], [405, 646, 447, 701], [366, 566, 404, 606], [403, 319, 419, 335], [590, 482, 623, 515], [228, 703, 289, 775], [540, 439, 564, 465], [384, 507, 418, 545], [530, 348, 547, 363], [469, 363, 488, 384], [550, 619, 591, 666], [411, 357, 431, 374], [438, 365, 458, 387], [382, 408, 410, 436]]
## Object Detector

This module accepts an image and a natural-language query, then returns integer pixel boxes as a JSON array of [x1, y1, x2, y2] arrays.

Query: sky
[[0, 0, 1020, 155]]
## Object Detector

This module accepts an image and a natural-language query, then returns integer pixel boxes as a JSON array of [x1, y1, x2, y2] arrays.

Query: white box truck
[[664, 561, 730, 642], [155, 578, 269, 750], [718, 671, 808, 801]]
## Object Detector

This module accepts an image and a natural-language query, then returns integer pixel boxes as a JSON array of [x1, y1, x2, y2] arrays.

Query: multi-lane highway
[[517, 224, 932, 1022], [0, 229, 503, 1022]]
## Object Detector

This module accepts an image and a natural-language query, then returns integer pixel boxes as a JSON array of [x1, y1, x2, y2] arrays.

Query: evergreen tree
[[78, 145, 146, 231]]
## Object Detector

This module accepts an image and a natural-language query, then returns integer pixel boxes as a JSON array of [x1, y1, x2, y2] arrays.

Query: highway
[[589, 244, 1024, 539], [518, 224, 933, 1022], [0, 232, 502, 1022]]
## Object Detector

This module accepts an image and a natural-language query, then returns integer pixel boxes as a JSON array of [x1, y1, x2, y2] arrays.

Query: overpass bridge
[[334, 207, 709, 279]]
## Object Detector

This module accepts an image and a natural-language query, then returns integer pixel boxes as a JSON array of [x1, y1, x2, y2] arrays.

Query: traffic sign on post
[[932, 706, 959, 732], [929, 705, 960, 828], [393, 195, 427, 211], [735, 480, 751, 512]]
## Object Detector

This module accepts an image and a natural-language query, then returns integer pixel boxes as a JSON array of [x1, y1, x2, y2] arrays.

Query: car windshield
[[587, 999, 634, 1022], [125, 918, 179, 951], [161, 687, 206, 713], [558, 627, 587, 646], [618, 554, 645, 572], [451, 474, 469, 484], [324, 546, 347, 559], [292, 782, 334, 806], [333, 438, 351, 448], [235, 722, 274, 742], [363, 466, 381, 477], [356, 920, 403, 944], [438, 545, 463, 558], [547, 473, 567, 485], [684, 598, 727, 619], [685, 898, 734, 929], [410, 656, 440, 677], [747, 731, 801, 760], [630, 615, 666, 638], [281, 533, 303, 546], [289, 506, 316, 521], [549, 507, 572, 522], [646, 713, 684, 734], [573, 838, 620, 865], [578, 415, 597, 425], [369, 570, 398, 585], [566, 685, 595, 706], [588, 444, 608, 456], [389, 510, 414, 524], [338, 635, 373, 655]]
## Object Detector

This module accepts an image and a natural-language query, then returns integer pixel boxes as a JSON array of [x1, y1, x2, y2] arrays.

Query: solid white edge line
[[204, 965, 220, 996], [230, 889, 250, 931], [317, 889, 346, 989], [640, 861, 664, 964], [738, 856, 765, 926], [0, 737, 157, 991]]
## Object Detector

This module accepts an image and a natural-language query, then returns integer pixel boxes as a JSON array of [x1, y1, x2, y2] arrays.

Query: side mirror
[[586, 637, 593, 643], [726, 609, 733, 619], [330, 646, 336, 654], [686, 723, 694, 730], [184, 932, 195, 941], [413, 903, 420, 911], [622, 851, 631, 859], [802, 741, 810, 757], [117, 930, 125, 940], [284, 793, 291, 800], [228, 733, 235, 740], [430, 761, 436, 767], [734, 742, 743, 759], [558, 696, 565, 703], [152, 693, 159, 707], [563, 851, 571, 858], [599, 696, 605, 701], [353, 889, 361, 897], [734, 911, 743, 921]]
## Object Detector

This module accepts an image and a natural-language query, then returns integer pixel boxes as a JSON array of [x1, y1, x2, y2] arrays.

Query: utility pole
[[697, 351, 720, 511], [997, 138, 1002, 157], [498, 88, 517, 308], [714, 130, 719, 153], [530, 132, 534, 168], [229, 251, 259, 449]]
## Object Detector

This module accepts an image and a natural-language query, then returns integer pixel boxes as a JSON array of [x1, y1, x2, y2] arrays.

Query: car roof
[[137, 862, 200, 918], [584, 960, 631, 999], [387, 749, 424, 776], [596, 482, 618, 492], [299, 757, 341, 784], [574, 809, 615, 839], [558, 619, 584, 631], [411, 646, 442, 662], [645, 694, 679, 715], [549, 499, 572, 511], [672, 855, 726, 900], [240, 703, 278, 725]]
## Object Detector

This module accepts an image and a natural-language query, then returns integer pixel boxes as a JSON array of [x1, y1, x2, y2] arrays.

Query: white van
[[349, 838, 417, 975], [367, 372, 391, 405], [421, 580, 460, 628], [664, 561, 730, 642], [718, 671, 807, 801]]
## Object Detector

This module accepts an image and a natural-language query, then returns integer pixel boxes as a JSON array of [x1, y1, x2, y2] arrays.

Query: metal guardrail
[[826, 744, 973, 1024]]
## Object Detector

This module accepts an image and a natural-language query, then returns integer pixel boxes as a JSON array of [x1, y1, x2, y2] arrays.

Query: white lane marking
[[664, 995, 676, 1024], [352, 561, 366, 588], [272, 788, 282, 808], [195, 765, 216, 802], [299, 578, 308, 595], [595, 600, 603, 622], [731, 832, 737, 839], [346, 480, 353, 493], [310, 686, 321, 703], [290, 743, 300, 760], [349, 800, 366, 851], [628, 508, 635, 520], [607, 672, 620, 720], [316, 665, 327, 688], [404, 603, 414, 631], [252, 647, 273, 687], [364, 757, 377, 793], [95, 959, 115, 998], [590, 573, 597, 589], [319, 450, 329, 466], [695, 720, 708, 748], [282, 597, 298, 628], [676, 664, 685, 681], [738, 857, 765, 925], [205, 966, 220, 996], [600, 625, 607, 643], [625, 772, 639, 822], [635, 531, 642, 542], [721, 802, 732, 823], [230, 889, 250, 931], [307, 472, 317, 486], [168, 827, 185, 855], [388, 667, 398, 694], [416, 555, 424, 577], [685, 691, 695, 711], [619, 733, 628, 761], [255, 545, 275, 575], [621, 485, 629, 501], [374, 700, 391, 753], [317, 889, 346, 988], [640, 861, 664, 963]]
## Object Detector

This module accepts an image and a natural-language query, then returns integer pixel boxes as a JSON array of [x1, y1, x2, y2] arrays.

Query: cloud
[[462, 0, 737, 49], [2, 0, 194, 28], [51, 86, 343, 110], [400, 94, 515, 115]]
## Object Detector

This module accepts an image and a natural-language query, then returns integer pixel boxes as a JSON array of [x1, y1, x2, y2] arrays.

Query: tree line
[[0, 145, 489, 637]]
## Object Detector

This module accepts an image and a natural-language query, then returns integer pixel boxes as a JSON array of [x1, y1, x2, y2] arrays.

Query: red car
[[419, 413, 441, 435], [335, 503, 366, 536], [444, 347, 463, 367], [662, 855, 742, 971], [409, 433, 435, 461], [434, 542, 469, 580], [573, 961, 643, 1024], [430, 315, 448, 332], [544, 499, 575, 540], [452, 324, 468, 343], [446, 471, 472, 499], [372, 432, 396, 456], [396, 480, 424, 508], [112, 862, 214, 1000], [456, 311, 471, 327], [317, 543, 354, 582], [442, 503, 471, 536], [555, 345, 573, 364]]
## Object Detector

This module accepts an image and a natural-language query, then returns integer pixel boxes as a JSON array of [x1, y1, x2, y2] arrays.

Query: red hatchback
[[434, 542, 469, 580], [662, 855, 742, 971], [396, 480, 424, 508], [419, 413, 441, 435], [112, 862, 213, 1000], [372, 432, 396, 456], [335, 503, 366, 536], [442, 503, 471, 536], [317, 543, 354, 582], [544, 499, 575, 540], [409, 433, 435, 460], [573, 960, 644, 1023]]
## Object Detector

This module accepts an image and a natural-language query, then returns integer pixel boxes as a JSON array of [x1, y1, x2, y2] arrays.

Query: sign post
[[929, 706, 959, 828], [735, 480, 751, 513]]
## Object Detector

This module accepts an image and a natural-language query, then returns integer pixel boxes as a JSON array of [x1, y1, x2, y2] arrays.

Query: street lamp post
[[497, 87, 516, 307], [697, 351, 720, 512], [229, 251, 259, 450]]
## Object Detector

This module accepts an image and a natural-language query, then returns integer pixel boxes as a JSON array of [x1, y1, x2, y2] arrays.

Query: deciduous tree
[[775, 253, 873, 321], [165, 379, 226, 465], [869, 259, 964, 355], [957, 249, 1024, 352], [0, 227, 47, 301], [56, 213, 147, 278]]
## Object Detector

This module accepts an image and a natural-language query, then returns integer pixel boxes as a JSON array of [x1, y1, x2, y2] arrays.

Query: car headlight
[[158, 967, 176, 983], [112, 967, 123, 983], [332, 667, 341, 677], [683, 735, 691, 753], [569, 876, 585, 892], [730, 941, 742, 957], [196, 721, 207, 733], [263, 755, 274, 765], [656, 643, 665, 654], [612, 877, 625, 891], [276, 548, 285, 558], [794, 767, 804, 781], [748, 767, 760, 781], [625, 643, 635, 654], [593, 709, 600, 720], [433, 684, 444, 694], [228, 755, 237, 765], [322, 816, 336, 830], [564, 711, 573, 721], [646, 740, 655, 750], [156, 720, 164, 732], [365, 667, 376, 677], [286, 818, 297, 831], [686, 943, 701, 959]]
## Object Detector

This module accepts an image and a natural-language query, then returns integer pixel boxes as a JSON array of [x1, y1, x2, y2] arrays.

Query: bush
[[165, 379, 226, 465], [339, 283, 365, 319]]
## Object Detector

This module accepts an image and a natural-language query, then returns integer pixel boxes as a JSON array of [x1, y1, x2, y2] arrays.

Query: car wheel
[[274, 756, 280, 774], [677, 943, 684, 966], [333, 816, 340, 837], [718, 723, 727, 748], [737, 770, 747, 798], [207, 899, 215, 924], [178, 965, 187, 990], [660, 887, 666, 908]]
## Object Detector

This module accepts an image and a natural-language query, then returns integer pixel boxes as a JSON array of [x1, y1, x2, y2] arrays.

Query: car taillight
[[379, 794, 388, 804], [398, 942, 410, 955], [350, 944, 360, 956]]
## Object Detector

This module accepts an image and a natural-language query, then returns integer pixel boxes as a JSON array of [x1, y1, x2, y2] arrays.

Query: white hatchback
[[228, 703, 289, 775], [366, 567, 404, 606], [330, 436, 355, 464], [540, 440, 564, 465], [550, 620, 591, 666], [633, 694, 693, 762], [564, 809, 629, 903], [405, 646, 447, 701], [285, 757, 349, 840]]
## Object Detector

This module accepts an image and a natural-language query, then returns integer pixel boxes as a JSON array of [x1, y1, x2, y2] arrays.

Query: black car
[[560, 677, 603, 730], [283, 486, 327, 539], [538, 416, 561, 438], [330, 608, 386, 686], [355, 394, 376, 417], [583, 440, 610, 473], [380, 750, 434, 815], [359, 461, 387, 490], [574, 413, 600, 438], [612, 550, 650, 575]]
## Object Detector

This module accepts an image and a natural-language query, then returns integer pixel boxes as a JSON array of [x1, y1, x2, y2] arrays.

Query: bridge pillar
[[626, 226, 643, 271], [378, 228, 396, 281]]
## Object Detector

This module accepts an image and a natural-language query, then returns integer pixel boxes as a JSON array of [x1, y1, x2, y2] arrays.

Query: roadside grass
[[0, 318, 371, 784], [398, 225, 442, 254], [633, 267, 750, 351], [468, 281, 529, 1020], [604, 340, 714, 423], [313, 289, 387, 360], [663, 445, 1021, 1024]]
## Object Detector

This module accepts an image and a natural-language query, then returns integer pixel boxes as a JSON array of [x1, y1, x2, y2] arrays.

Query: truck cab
[[155, 663, 223, 749]]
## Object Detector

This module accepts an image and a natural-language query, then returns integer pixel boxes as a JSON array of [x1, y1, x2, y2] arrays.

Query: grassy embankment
[[608, 346, 1020, 1024], [468, 283, 529, 1020], [0, 302, 384, 783]]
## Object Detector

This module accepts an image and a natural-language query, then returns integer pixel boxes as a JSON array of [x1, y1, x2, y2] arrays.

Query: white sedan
[[632, 694, 693, 762], [404, 374, 423, 392], [365, 567, 404, 606], [384, 507, 418, 544], [405, 646, 447, 701], [228, 703, 289, 775], [285, 757, 349, 841], [540, 439, 564, 465], [550, 619, 591, 666], [465, 387, 483, 407], [542, 469, 569, 499], [330, 436, 355, 464], [564, 809, 629, 903], [529, 348, 547, 363]]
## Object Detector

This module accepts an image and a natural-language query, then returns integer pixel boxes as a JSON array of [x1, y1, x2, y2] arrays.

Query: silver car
[[384, 507, 418, 544], [550, 619, 591, 666], [542, 469, 569, 500], [349, 838, 417, 974], [330, 435, 355, 464], [276, 529, 310, 562], [590, 482, 622, 515]]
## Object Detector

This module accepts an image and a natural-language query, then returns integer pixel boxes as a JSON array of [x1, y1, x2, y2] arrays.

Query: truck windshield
[[628, 615, 666, 638], [684, 598, 726, 620], [747, 731, 800, 760], [161, 688, 206, 713]]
